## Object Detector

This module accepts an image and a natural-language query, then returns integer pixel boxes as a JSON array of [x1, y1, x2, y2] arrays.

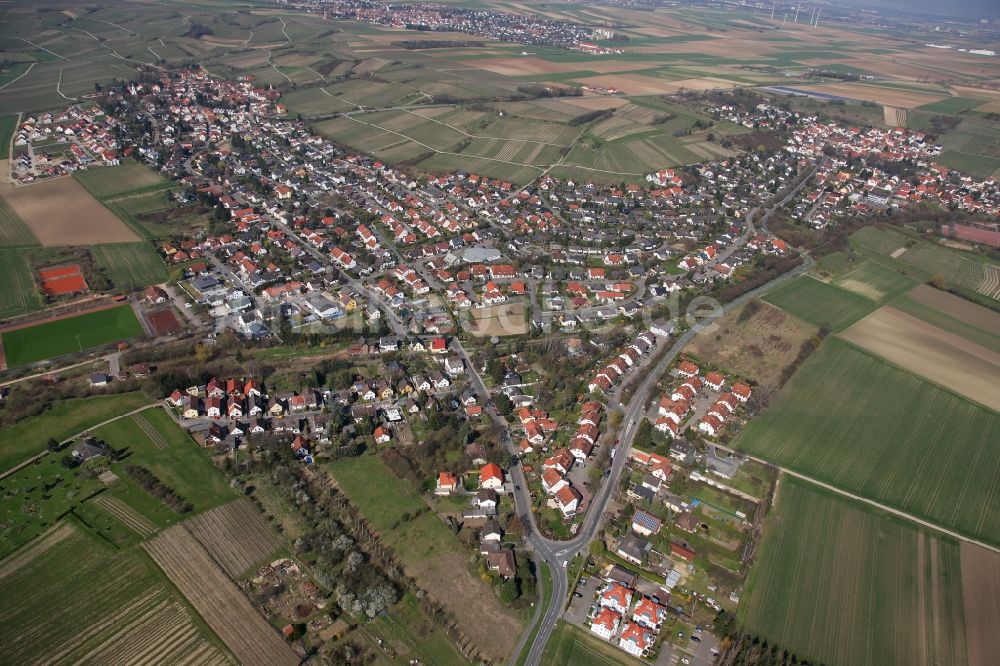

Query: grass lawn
[[0, 520, 229, 664], [1, 303, 144, 366], [0, 248, 42, 318], [762, 275, 878, 331], [92, 242, 169, 289], [0, 392, 149, 471], [74, 161, 169, 199], [740, 477, 967, 666], [542, 620, 633, 666], [93, 408, 237, 527], [735, 337, 1000, 546]]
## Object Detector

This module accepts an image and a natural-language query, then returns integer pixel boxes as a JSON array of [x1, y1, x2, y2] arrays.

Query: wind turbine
[[814, 7, 823, 27], [771, 1, 777, 20], [794, 4, 800, 23]]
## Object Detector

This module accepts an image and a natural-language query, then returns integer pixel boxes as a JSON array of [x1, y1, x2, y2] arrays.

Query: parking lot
[[563, 574, 602, 628]]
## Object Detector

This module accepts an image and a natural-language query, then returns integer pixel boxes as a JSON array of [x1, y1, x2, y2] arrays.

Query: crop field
[[762, 275, 878, 332], [840, 306, 1000, 411], [0, 176, 139, 246], [830, 260, 919, 302], [740, 477, 967, 666], [960, 543, 1000, 666], [92, 242, 169, 289], [0, 195, 39, 247], [93, 407, 236, 527], [0, 392, 149, 472], [0, 522, 231, 666], [890, 285, 1000, 354], [144, 524, 300, 666], [330, 454, 523, 662], [542, 621, 628, 666], [0, 114, 18, 158], [0, 303, 143, 367], [0, 248, 42, 318], [74, 162, 169, 199], [735, 337, 1000, 546], [849, 227, 1000, 304], [182, 498, 285, 578], [686, 299, 818, 390]]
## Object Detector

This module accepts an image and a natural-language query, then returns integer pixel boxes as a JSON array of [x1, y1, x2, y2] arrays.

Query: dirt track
[[0, 177, 138, 246], [839, 306, 1000, 411]]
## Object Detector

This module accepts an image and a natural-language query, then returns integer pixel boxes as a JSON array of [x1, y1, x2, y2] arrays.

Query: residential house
[[436, 472, 459, 495], [590, 608, 621, 641], [479, 463, 504, 490]]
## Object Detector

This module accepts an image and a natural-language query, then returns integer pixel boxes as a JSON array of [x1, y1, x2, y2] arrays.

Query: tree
[[46, 438, 61, 453], [499, 579, 519, 604]]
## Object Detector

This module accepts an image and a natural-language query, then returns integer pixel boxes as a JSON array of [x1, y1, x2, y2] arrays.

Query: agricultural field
[[92, 242, 169, 289], [0, 248, 43, 319], [0, 114, 18, 158], [144, 524, 300, 666], [330, 454, 524, 662], [0, 391, 149, 472], [0, 196, 39, 247], [890, 285, 1000, 354], [685, 299, 818, 391], [182, 498, 285, 578], [74, 162, 169, 199], [740, 477, 968, 666], [762, 275, 877, 332], [830, 260, 919, 303], [839, 306, 1000, 411], [0, 522, 232, 666], [735, 337, 1000, 547], [0, 303, 144, 367], [0, 176, 139, 246], [92, 407, 237, 526], [960, 543, 1000, 666], [542, 620, 630, 666], [849, 227, 1000, 304]]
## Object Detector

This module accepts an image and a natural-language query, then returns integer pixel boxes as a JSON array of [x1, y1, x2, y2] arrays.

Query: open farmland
[[686, 299, 818, 390], [830, 260, 918, 302], [542, 620, 629, 666], [840, 306, 1000, 412], [890, 285, 1000, 353], [735, 337, 1000, 546], [330, 454, 523, 662], [0, 194, 39, 247], [0, 303, 143, 367], [144, 524, 300, 666], [740, 477, 967, 666], [0, 177, 139, 246], [74, 162, 169, 199], [0, 522, 232, 666], [182, 498, 285, 578], [0, 248, 42, 318], [960, 543, 1000, 666], [762, 275, 877, 331], [92, 242, 169, 289]]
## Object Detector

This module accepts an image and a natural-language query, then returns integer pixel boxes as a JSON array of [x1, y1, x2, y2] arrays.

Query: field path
[[0, 63, 35, 92]]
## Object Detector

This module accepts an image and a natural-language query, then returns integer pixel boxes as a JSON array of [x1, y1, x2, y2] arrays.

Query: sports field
[[331, 454, 523, 662], [92, 242, 169, 289], [735, 337, 1000, 546], [1, 303, 144, 367], [762, 275, 877, 331], [0, 522, 231, 665], [740, 477, 968, 666], [0, 248, 42, 318]]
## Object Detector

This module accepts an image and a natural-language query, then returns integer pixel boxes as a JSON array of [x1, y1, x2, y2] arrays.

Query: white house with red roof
[[632, 597, 667, 631], [600, 583, 633, 614], [619, 622, 653, 657], [436, 472, 459, 495], [590, 608, 621, 641], [555, 485, 581, 517], [479, 463, 504, 489]]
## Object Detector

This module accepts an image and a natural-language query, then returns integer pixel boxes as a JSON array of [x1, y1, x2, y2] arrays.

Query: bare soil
[[908, 284, 1000, 332], [0, 177, 138, 246], [467, 302, 527, 336], [960, 542, 1000, 666]]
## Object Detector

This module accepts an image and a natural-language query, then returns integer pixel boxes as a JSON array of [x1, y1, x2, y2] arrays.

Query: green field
[[1, 303, 144, 367], [0, 521, 230, 664], [735, 337, 1000, 546], [762, 275, 878, 331], [541, 621, 629, 666], [92, 242, 169, 289], [0, 392, 149, 471], [0, 248, 42, 318], [74, 161, 169, 199], [890, 290, 1000, 354], [740, 477, 967, 666], [830, 259, 920, 302], [0, 113, 18, 159], [92, 408, 236, 527], [916, 96, 987, 114]]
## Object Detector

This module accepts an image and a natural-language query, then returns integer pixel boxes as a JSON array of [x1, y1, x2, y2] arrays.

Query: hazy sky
[[834, 0, 1000, 20]]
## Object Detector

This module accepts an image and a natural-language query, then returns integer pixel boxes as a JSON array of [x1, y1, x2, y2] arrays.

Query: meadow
[[735, 337, 1000, 546], [740, 477, 968, 666], [0, 521, 231, 665], [0, 248, 43, 319], [0, 391, 150, 471], [541, 621, 630, 666], [762, 275, 877, 331], [330, 454, 524, 662], [92, 242, 169, 289], [830, 260, 919, 302], [74, 161, 169, 199], [1, 303, 144, 367]]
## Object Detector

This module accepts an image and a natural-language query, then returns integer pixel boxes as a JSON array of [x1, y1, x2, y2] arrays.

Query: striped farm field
[[92, 242, 169, 290], [0, 248, 42, 318], [735, 337, 1000, 546], [0, 194, 39, 247], [144, 525, 299, 666], [0, 522, 231, 666], [182, 498, 285, 578], [92, 494, 157, 537], [740, 477, 968, 666], [831, 260, 919, 303]]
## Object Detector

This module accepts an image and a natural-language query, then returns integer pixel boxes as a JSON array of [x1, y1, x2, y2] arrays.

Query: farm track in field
[[133, 412, 169, 450], [92, 494, 157, 537]]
